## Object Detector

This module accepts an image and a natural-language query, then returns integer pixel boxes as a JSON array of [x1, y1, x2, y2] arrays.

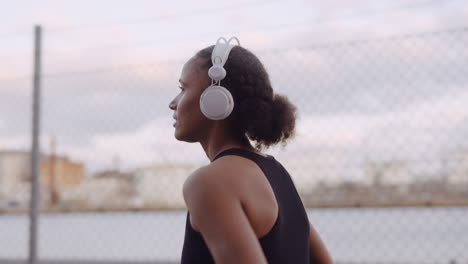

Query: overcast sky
[[1, 0, 467, 184]]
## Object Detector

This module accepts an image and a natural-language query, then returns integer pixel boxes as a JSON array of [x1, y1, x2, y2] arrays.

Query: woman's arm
[[309, 222, 333, 264], [183, 167, 268, 264]]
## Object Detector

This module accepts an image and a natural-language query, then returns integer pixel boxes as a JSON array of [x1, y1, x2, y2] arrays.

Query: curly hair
[[194, 45, 297, 150]]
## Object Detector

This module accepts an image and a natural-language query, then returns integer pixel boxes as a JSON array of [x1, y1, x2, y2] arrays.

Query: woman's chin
[[174, 130, 187, 141], [174, 130, 182, 140], [174, 132, 198, 143]]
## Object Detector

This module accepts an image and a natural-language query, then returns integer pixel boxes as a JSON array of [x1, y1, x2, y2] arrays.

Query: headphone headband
[[211, 37, 240, 68]]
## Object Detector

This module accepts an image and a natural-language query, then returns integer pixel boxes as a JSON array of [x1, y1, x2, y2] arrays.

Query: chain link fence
[[1, 27, 468, 263]]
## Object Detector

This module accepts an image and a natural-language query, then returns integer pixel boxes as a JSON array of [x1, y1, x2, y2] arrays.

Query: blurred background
[[1, 0, 468, 263]]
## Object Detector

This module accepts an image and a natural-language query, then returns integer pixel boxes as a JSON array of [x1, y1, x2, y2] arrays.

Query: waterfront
[[1, 207, 467, 263]]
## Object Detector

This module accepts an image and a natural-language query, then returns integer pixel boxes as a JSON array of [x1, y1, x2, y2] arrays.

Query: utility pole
[[29, 25, 42, 264], [50, 136, 58, 206]]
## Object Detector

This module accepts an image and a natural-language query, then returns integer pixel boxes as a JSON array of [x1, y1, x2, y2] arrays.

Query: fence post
[[29, 24, 42, 264]]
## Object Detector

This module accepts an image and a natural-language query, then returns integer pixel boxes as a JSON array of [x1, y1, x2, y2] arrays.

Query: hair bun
[[236, 93, 296, 149]]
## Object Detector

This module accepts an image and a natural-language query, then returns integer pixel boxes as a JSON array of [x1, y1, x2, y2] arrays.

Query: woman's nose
[[169, 97, 177, 110]]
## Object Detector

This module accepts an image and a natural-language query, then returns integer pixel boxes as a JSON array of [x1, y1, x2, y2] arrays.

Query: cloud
[[263, 86, 468, 184], [295, 86, 468, 151], [2, 38, 467, 179], [33, 84, 463, 180], [2, 0, 467, 183], [0, 134, 29, 150], [58, 116, 208, 174]]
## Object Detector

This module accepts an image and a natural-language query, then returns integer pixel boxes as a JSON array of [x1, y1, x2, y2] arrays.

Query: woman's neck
[[199, 122, 256, 161]]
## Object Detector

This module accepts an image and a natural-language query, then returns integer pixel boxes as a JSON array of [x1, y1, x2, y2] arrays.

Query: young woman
[[169, 37, 332, 264]]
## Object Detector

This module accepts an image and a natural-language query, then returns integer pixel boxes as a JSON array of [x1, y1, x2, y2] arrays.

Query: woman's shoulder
[[183, 156, 257, 201], [182, 165, 219, 197]]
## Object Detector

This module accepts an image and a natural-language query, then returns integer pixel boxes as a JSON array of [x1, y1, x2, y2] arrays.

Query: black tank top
[[181, 148, 310, 263]]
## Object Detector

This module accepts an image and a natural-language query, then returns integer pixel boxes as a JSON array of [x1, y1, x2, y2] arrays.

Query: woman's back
[[181, 148, 310, 263]]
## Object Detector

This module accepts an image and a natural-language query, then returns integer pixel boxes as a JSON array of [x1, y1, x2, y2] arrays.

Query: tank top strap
[[212, 148, 264, 162]]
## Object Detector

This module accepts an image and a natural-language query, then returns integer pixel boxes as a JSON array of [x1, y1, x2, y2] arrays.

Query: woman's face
[[169, 58, 210, 142]]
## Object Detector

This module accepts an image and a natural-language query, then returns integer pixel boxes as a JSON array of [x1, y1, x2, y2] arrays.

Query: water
[[1, 207, 467, 263]]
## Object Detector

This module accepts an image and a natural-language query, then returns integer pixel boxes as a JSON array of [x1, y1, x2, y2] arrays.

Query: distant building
[[446, 149, 468, 187], [0, 149, 84, 208], [134, 163, 195, 209], [0, 150, 42, 207], [365, 160, 411, 188], [40, 155, 85, 189], [60, 170, 135, 209], [0, 150, 31, 199]]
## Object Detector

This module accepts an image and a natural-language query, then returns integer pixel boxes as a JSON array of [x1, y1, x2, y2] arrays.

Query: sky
[[1, 0, 468, 184]]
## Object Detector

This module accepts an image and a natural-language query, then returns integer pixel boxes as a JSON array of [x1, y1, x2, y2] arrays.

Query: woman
[[169, 37, 332, 264]]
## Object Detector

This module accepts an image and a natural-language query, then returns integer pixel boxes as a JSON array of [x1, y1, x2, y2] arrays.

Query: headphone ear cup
[[200, 85, 234, 120]]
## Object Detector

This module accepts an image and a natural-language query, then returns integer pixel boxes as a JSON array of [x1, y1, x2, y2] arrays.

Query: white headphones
[[200, 37, 240, 120]]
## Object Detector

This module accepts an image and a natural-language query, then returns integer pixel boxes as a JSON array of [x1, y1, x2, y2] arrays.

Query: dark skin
[[169, 57, 333, 264]]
